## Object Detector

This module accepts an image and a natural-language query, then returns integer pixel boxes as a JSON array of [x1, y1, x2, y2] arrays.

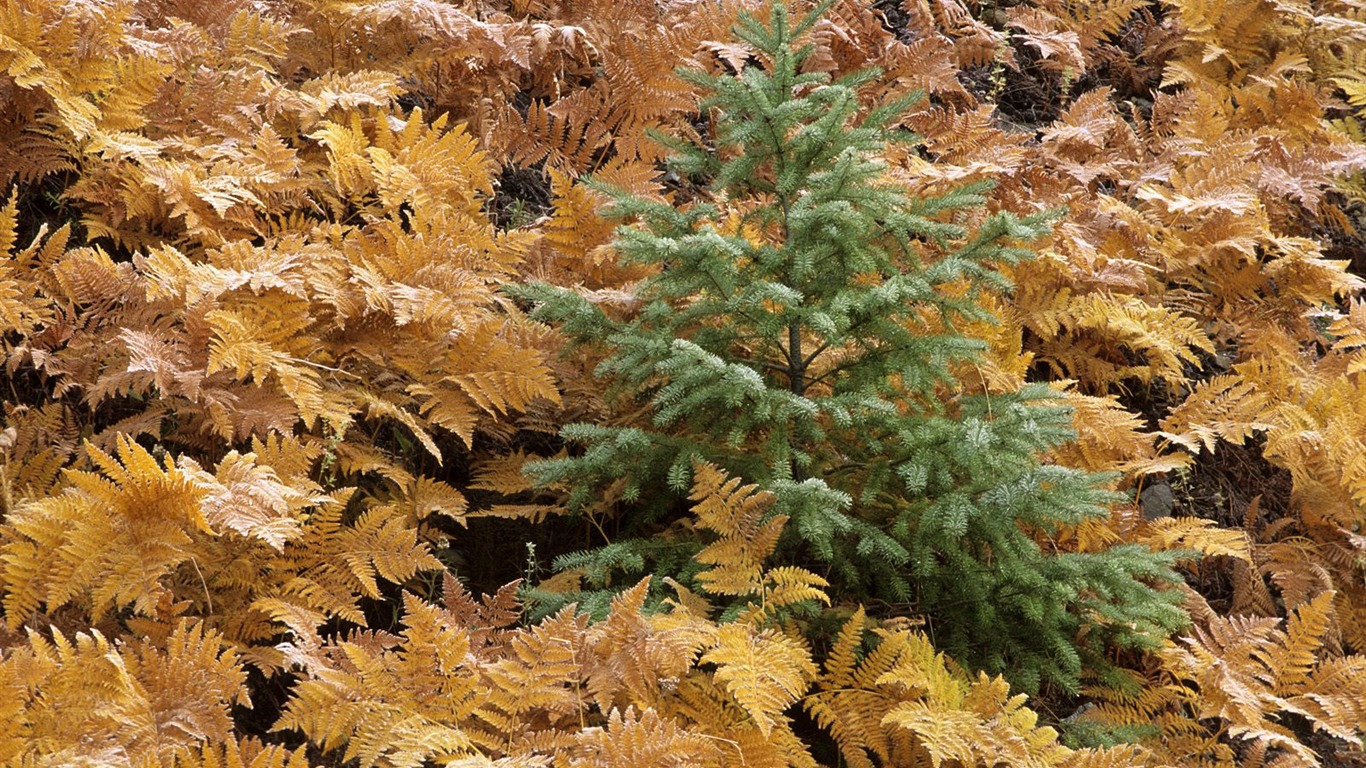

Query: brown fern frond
[[1161, 591, 1366, 764]]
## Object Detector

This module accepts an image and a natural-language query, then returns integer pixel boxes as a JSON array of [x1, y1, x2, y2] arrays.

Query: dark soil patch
[[9, 169, 86, 251], [1309, 729, 1366, 768], [1166, 437, 1294, 529], [1081, 9, 1174, 107], [1163, 437, 1294, 614], [1307, 192, 1366, 279], [991, 46, 1072, 127], [872, 0, 913, 41], [489, 163, 553, 230]]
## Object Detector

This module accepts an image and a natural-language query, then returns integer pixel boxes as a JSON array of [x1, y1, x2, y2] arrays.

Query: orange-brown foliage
[[1, 0, 1365, 765]]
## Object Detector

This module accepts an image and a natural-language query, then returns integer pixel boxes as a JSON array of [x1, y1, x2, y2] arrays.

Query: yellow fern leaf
[[336, 506, 444, 598], [275, 592, 482, 768], [300, 71, 402, 119], [1158, 374, 1272, 452], [1060, 744, 1161, 768], [187, 450, 311, 549], [882, 703, 982, 768], [584, 579, 715, 711], [570, 707, 722, 768], [687, 460, 828, 615], [1, 436, 208, 625], [1137, 517, 1253, 562], [476, 607, 588, 726], [1161, 590, 1366, 763], [171, 738, 314, 768], [3, 622, 246, 766], [701, 624, 817, 737], [690, 460, 781, 598], [823, 607, 870, 689], [1271, 590, 1334, 691], [761, 566, 831, 610]]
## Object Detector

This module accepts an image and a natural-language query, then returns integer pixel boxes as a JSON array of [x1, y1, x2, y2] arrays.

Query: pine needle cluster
[[514, 0, 1187, 691]]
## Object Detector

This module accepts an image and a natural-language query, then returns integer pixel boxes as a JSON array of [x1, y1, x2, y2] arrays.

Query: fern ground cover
[[1, 0, 1365, 767]]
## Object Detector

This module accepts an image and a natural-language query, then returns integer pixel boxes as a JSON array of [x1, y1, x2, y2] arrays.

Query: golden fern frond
[[1032, 0, 1149, 61], [700, 624, 817, 737], [1060, 744, 1163, 768], [170, 738, 314, 768], [439, 339, 563, 423], [204, 299, 335, 430], [221, 9, 296, 74], [881, 702, 983, 768], [187, 450, 312, 550], [335, 441, 416, 489], [811, 624, 1092, 768], [1073, 641, 1232, 767], [806, 611, 902, 766], [1007, 7, 1087, 75], [1136, 517, 1253, 562], [691, 460, 781, 598], [275, 634, 477, 768], [688, 460, 829, 617], [760, 566, 831, 612], [1231, 548, 1280, 617], [251, 433, 325, 484], [438, 572, 522, 643], [393, 475, 468, 526], [0, 435, 207, 626], [1262, 236, 1364, 306], [492, 99, 611, 172], [1283, 655, 1366, 745], [584, 578, 716, 712], [353, 390, 442, 462], [1158, 374, 1272, 453], [1028, 292, 1214, 387], [257, 492, 434, 626], [690, 460, 775, 540], [1271, 590, 1334, 691], [879, 628, 1081, 765], [471, 450, 541, 497], [664, 671, 817, 768], [527, 169, 646, 289], [923, 0, 1010, 68], [0, 402, 81, 504], [126, 620, 250, 742], [91, 51, 170, 135], [596, 31, 700, 146], [905, 105, 1026, 176], [569, 707, 723, 768], [3, 622, 247, 767], [0, 193, 57, 336], [300, 71, 402, 121], [474, 606, 589, 734], [51, 243, 134, 309], [1163, 0, 1298, 75], [335, 506, 445, 599], [468, 450, 564, 523], [824, 606, 870, 689], [1326, 299, 1366, 377], [1054, 390, 1186, 478]]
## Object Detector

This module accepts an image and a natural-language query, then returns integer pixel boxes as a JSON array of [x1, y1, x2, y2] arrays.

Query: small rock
[[1140, 482, 1175, 520]]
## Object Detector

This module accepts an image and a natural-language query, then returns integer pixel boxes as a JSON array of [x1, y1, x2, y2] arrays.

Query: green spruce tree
[[512, 0, 1187, 691]]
